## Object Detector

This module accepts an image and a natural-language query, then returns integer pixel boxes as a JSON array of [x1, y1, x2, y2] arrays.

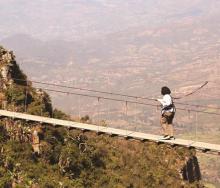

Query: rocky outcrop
[[182, 156, 201, 183], [0, 47, 15, 88], [0, 46, 51, 155]]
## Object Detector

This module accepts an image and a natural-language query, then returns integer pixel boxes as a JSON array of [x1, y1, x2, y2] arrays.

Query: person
[[157, 86, 176, 140]]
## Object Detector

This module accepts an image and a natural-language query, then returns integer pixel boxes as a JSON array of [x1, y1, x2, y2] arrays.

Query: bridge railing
[[1, 79, 220, 145], [45, 90, 220, 145]]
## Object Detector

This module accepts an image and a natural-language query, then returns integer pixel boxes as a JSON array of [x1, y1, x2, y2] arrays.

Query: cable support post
[[24, 81, 28, 113], [135, 97, 137, 131], [97, 97, 100, 132], [125, 101, 128, 136], [78, 95, 81, 120], [107, 100, 110, 128], [195, 112, 198, 142]]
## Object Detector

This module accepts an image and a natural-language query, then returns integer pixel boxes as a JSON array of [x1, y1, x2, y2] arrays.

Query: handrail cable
[[13, 78, 220, 111], [173, 81, 209, 99], [34, 86, 220, 116]]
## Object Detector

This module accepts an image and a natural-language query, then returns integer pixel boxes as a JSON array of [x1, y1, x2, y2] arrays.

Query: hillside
[[0, 46, 204, 187]]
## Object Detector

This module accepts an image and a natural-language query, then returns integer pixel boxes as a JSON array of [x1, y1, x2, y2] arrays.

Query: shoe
[[169, 136, 175, 140], [160, 135, 170, 140]]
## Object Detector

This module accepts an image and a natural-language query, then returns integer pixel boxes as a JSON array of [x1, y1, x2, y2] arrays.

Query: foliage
[[10, 62, 27, 85], [4, 85, 25, 106], [80, 115, 90, 123], [53, 108, 70, 120], [0, 122, 203, 187]]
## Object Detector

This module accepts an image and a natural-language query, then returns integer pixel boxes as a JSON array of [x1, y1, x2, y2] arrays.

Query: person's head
[[161, 86, 171, 95]]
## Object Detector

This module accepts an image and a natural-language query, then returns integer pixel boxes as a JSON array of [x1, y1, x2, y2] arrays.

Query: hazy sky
[[0, 0, 219, 41]]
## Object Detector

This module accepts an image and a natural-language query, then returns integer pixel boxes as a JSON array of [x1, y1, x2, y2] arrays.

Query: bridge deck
[[0, 110, 220, 153]]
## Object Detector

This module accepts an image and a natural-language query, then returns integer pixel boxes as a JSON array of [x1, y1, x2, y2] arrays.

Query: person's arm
[[157, 95, 172, 106]]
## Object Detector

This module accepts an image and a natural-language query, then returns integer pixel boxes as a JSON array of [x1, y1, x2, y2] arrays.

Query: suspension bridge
[[1, 78, 220, 155], [0, 109, 220, 154]]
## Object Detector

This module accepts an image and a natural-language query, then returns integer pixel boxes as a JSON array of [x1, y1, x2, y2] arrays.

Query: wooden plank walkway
[[0, 109, 220, 153]]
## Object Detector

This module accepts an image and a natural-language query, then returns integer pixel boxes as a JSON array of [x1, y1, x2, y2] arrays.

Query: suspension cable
[[12, 78, 220, 111], [173, 81, 209, 99], [13, 78, 156, 101], [34, 86, 220, 116]]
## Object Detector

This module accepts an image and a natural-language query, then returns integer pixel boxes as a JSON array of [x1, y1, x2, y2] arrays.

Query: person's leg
[[160, 116, 168, 136], [167, 124, 174, 137], [167, 112, 175, 138]]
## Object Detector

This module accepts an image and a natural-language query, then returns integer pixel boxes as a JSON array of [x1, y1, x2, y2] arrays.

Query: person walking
[[157, 86, 176, 140]]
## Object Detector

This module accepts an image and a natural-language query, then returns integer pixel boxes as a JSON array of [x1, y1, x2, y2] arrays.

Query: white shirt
[[157, 94, 175, 114]]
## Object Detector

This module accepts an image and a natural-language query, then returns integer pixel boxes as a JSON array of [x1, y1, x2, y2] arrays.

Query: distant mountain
[[1, 34, 73, 63], [1, 0, 220, 41], [1, 11, 220, 90]]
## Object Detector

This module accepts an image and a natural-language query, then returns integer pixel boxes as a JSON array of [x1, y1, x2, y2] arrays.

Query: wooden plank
[[0, 110, 220, 153]]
